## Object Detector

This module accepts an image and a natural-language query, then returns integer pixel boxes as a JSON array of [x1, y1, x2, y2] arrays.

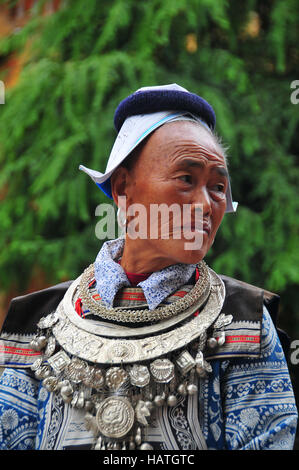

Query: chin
[[180, 250, 207, 265], [167, 239, 210, 266]]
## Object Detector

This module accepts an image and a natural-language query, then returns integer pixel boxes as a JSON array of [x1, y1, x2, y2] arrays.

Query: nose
[[193, 187, 212, 218]]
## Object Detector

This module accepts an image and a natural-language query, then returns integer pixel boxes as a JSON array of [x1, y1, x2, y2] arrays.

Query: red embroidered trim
[[219, 335, 260, 344], [0, 345, 41, 357]]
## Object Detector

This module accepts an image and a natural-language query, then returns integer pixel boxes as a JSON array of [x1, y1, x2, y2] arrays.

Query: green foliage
[[0, 0, 298, 330]]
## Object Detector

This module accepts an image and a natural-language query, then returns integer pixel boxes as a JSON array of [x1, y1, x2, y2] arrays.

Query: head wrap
[[79, 83, 238, 212]]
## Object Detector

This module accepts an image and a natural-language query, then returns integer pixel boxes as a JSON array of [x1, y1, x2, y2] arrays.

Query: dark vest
[[0, 276, 289, 368]]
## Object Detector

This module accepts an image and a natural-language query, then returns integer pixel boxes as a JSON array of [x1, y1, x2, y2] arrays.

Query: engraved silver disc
[[83, 367, 105, 390], [107, 341, 136, 362], [150, 358, 175, 383], [95, 396, 134, 438], [64, 358, 89, 383], [106, 367, 129, 391], [129, 364, 150, 388]]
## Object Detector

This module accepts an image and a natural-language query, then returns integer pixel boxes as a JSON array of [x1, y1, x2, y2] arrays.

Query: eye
[[212, 183, 225, 192], [209, 183, 227, 201], [178, 175, 192, 184]]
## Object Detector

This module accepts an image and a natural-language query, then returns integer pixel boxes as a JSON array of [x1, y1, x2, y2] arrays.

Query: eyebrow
[[175, 158, 229, 178]]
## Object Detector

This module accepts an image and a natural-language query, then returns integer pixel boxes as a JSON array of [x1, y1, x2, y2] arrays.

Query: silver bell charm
[[76, 391, 85, 409], [135, 426, 142, 446], [177, 383, 187, 396], [167, 394, 178, 407], [154, 395, 165, 407], [145, 400, 154, 411], [187, 384, 198, 395], [60, 382, 73, 403], [207, 337, 218, 349], [140, 442, 154, 450]]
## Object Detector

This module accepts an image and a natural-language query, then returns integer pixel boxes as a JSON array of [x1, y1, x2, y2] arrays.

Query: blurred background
[[0, 0, 298, 447]]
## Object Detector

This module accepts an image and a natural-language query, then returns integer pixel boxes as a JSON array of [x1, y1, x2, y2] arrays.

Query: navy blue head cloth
[[113, 88, 216, 133]]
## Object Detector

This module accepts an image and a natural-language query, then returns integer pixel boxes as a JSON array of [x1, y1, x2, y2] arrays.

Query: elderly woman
[[0, 84, 297, 451]]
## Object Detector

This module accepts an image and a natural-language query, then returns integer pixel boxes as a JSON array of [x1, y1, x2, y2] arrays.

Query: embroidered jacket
[[0, 267, 297, 449]]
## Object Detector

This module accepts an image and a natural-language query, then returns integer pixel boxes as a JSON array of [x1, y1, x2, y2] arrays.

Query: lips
[[163, 217, 212, 238], [188, 219, 211, 235], [202, 220, 211, 235]]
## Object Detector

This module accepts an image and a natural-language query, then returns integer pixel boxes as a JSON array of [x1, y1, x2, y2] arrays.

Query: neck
[[120, 236, 173, 273]]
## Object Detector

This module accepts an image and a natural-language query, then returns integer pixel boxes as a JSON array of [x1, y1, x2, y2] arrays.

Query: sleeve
[[0, 367, 39, 450], [222, 306, 298, 450]]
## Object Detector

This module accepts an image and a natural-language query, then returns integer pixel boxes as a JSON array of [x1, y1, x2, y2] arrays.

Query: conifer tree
[[0, 0, 298, 343]]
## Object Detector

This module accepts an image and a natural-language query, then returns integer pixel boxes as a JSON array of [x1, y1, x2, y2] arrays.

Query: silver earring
[[117, 207, 127, 229]]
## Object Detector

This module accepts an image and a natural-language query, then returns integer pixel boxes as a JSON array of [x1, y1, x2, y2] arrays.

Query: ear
[[110, 166, 130, 210]]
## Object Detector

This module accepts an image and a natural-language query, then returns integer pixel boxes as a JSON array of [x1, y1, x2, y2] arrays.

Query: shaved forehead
[[124, 120, 227, 174]]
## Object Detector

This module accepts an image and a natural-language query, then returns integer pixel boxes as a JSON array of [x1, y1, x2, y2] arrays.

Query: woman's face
[[112, 121, 228, 268]]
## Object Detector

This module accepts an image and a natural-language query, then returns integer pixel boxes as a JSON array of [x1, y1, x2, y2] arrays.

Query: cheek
[[211, 200, 226, 229]]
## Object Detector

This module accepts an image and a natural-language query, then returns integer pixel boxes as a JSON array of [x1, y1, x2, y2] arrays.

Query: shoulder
[[1, 281, 73, 336], [209, 274, 289, 360], [220, 274, 280, 325]]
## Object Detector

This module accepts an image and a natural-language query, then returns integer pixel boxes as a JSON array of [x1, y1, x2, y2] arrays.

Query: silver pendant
[[31, 356, 43, 371], [106, 367, 129, 391], [35, 365, 51, 379], [150, 358, 175, 383], [42, 376, 58, 392], [195, 351, 212, 376], [64, 357, 89, 384], [175, 350, 196, 375], [37, 311, 59, 329], [129, 364, 150, 388], [47, 350, 71, 375], [83, 368, 105, 390], [30, 335, 47, 351], [95, 396, 135, 439], [135, 400, 151, 425], [213, 313, 233, 330], [44, 336, 56, 358]]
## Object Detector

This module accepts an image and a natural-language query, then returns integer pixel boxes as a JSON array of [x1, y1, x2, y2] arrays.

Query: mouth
[[159, 218, 212, 239], [202, 220, 211, 235], [187, 219, 211, 235]]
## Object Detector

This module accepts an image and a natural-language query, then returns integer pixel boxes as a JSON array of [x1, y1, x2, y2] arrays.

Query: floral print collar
[[94, 238, 196, 310]]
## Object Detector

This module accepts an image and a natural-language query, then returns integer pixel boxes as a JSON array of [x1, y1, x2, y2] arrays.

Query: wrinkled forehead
[[139, 119, 227, 166], [125, 120, 227, 182]]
